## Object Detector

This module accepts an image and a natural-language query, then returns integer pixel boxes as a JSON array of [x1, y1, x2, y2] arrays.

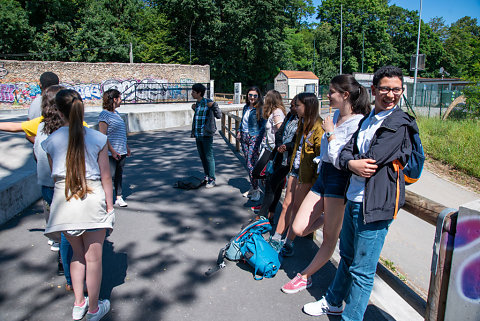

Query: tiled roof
[[280, 70, 319, 80]]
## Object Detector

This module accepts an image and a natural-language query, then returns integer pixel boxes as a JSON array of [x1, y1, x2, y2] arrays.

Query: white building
[[274, 70, 319, 99]]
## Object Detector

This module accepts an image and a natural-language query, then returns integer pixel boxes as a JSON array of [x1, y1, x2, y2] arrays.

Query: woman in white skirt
[[42, 89, 114, 321]]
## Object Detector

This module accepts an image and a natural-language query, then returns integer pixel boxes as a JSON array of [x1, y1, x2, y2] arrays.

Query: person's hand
[[236, 131, 241, 140], [127, 146, 131, 157], [348, 159, 378, 178], [277, 144, 287, 153], [322, 116, 334, 133], [112, 150, 121, 160], [191, 103, 196, 111]]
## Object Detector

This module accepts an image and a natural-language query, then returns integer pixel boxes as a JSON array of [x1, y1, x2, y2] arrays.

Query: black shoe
[[57, 262, 64, 276]]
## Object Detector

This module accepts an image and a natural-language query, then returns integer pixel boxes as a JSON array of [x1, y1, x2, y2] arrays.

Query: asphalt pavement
[[0, 126, 397, 321]]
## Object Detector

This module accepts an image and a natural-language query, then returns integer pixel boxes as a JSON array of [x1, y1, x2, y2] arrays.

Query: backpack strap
[[204, 246, 227, 276], [392, 160, 401, 219]]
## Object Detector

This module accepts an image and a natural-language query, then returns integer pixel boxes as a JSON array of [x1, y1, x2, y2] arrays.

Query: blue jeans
[[325, 201, 392, 321], [60, 232, 73, 285], [43, 186, 73, 286], [195, 136, 215, 180]]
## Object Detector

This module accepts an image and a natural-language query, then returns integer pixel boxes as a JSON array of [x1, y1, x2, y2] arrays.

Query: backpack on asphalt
[[205, 217, 282, 279]]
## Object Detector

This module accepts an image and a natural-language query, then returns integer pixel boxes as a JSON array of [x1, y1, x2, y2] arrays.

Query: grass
[[416, 117, 480, 179]]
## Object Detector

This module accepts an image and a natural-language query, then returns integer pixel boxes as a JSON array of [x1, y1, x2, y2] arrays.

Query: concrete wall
[[0, 60, 210, 108]]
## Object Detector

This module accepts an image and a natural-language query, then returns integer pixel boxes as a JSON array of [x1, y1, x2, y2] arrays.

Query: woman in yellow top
[[279, 92, 323, 257]]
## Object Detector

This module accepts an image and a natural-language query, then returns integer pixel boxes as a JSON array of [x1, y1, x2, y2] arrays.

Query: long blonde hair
[[262, 90, 286, 119], [55, 89, 91, 201]]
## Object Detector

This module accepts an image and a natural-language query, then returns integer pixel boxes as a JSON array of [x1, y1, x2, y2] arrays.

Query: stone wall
[[0, 60, 210, 108]]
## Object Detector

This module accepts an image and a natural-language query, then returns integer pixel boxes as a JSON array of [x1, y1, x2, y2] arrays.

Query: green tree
[[316, 0, 394, 74], [0, 0, 35, 57], [445, 17, 480, 79]]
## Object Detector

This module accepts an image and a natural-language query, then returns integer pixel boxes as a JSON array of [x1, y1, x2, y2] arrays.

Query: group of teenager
[[0, 65, 418, 321], [0, 72, 131, 321], [231, 66, 419, 321]]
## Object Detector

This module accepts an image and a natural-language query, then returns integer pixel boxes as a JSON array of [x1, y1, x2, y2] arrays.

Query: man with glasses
[[303, 66, 420, 321]]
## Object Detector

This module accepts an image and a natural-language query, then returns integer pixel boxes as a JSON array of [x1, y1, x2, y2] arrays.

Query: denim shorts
[[310, 162, 349, 198]]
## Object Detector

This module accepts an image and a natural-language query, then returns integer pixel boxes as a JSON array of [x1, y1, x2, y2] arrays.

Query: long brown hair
[[102, 88, 121, 111], [55, 89, 91, 201], [297, 92, 319, 136], [245, 86, 264, 121], [262, 90, 286, 119], [330, 74, 371, 115], [41, 85, 65, 135]]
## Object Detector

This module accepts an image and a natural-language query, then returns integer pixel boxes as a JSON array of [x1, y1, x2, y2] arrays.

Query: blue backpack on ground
[[205, 217, 282, 279]]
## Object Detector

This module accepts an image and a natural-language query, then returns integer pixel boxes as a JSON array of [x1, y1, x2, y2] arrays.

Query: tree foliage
[[1, 0, 479, 91]]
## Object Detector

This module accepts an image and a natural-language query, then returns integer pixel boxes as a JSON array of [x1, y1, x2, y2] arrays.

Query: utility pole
[[340, 4, 343, 74], [362, 29, 364, 73], [313, 38, 316, 73], [129, 43, 133, 63], [412, 0, 423, 109]]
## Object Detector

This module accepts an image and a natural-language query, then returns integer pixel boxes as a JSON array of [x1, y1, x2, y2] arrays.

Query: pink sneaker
[[281, 273, 312, 294]]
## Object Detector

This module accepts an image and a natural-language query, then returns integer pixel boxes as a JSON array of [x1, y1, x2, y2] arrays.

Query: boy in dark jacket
[[303, 66, 419, 321], [191, 83, 222, 188]]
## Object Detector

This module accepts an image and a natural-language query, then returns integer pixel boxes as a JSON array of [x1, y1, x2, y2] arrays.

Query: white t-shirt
[[42, 127, 107, 181], [241, 108, 252, 133], [33, 122, 54, 187], [28, 96, 42, 120], [319, 110, 364, 169], [262, 108, 285, 151], [347, 107, 397, 202]]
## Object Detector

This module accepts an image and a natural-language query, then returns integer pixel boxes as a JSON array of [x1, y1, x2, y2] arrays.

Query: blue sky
[[311, 0, 480, 25]]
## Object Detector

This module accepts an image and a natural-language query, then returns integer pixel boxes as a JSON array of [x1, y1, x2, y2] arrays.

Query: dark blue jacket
[[339, 108, 419, 223], [238, 104, 266, 136]]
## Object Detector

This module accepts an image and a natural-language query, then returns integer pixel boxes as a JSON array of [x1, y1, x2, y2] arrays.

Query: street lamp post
[[412, 0, 423, 109]]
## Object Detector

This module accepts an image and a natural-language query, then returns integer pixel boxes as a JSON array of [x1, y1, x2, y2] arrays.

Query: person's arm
[[98, 144, 114, 213], [208, 101, 222, 119], [98, 121, 120, 160], [0, 122, 24, 132]]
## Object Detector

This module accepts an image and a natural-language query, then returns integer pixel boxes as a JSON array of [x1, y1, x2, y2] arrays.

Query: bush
[[416, 117, 480, 179], [463, 83, 480, 118]]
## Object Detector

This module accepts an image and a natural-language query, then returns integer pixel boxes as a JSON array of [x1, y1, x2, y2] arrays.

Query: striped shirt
[[98, 110, 128, 155]]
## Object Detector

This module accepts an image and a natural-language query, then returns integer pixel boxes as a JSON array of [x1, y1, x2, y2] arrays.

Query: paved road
[[0, 127, 396, 321]]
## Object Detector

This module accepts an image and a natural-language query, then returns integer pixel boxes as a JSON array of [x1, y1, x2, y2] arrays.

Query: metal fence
[[120, 82, 210, 104]]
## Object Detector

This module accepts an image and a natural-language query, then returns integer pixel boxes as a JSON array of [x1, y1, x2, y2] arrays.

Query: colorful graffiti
[[454, 217, 480, 303], [0, 82, 41, 104], [0, 78, 198, 105]]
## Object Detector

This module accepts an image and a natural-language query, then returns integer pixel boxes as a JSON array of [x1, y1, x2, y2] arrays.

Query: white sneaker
[[72, 297, 89, 320], [303, 296, 343, 316], [86, 299, 110, 321], [249, 189, 262, 202], [115, 196, 128, 207], [242, 188, 254, 198], [47, 239, 54, 246], [50, 242, 60, 252]]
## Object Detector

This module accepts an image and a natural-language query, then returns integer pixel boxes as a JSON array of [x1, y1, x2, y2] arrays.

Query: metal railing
[[121, 82, 210, 104], [220, 105, 458, 321]]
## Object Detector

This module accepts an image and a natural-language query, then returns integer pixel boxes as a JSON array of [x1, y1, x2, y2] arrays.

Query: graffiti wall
[[0, 60, 209, 108], [444, 200, 480, 320]]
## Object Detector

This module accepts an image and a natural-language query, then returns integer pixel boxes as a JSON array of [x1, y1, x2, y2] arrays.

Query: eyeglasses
[[248, 94, 258, 98], [376, 86, 403, 95]]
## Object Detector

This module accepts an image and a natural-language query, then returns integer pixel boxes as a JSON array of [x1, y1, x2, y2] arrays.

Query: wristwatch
[[325, 131, 334, 138]]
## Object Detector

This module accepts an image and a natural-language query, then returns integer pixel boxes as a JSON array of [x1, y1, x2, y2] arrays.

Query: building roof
[[279, 70, 319, 80]]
